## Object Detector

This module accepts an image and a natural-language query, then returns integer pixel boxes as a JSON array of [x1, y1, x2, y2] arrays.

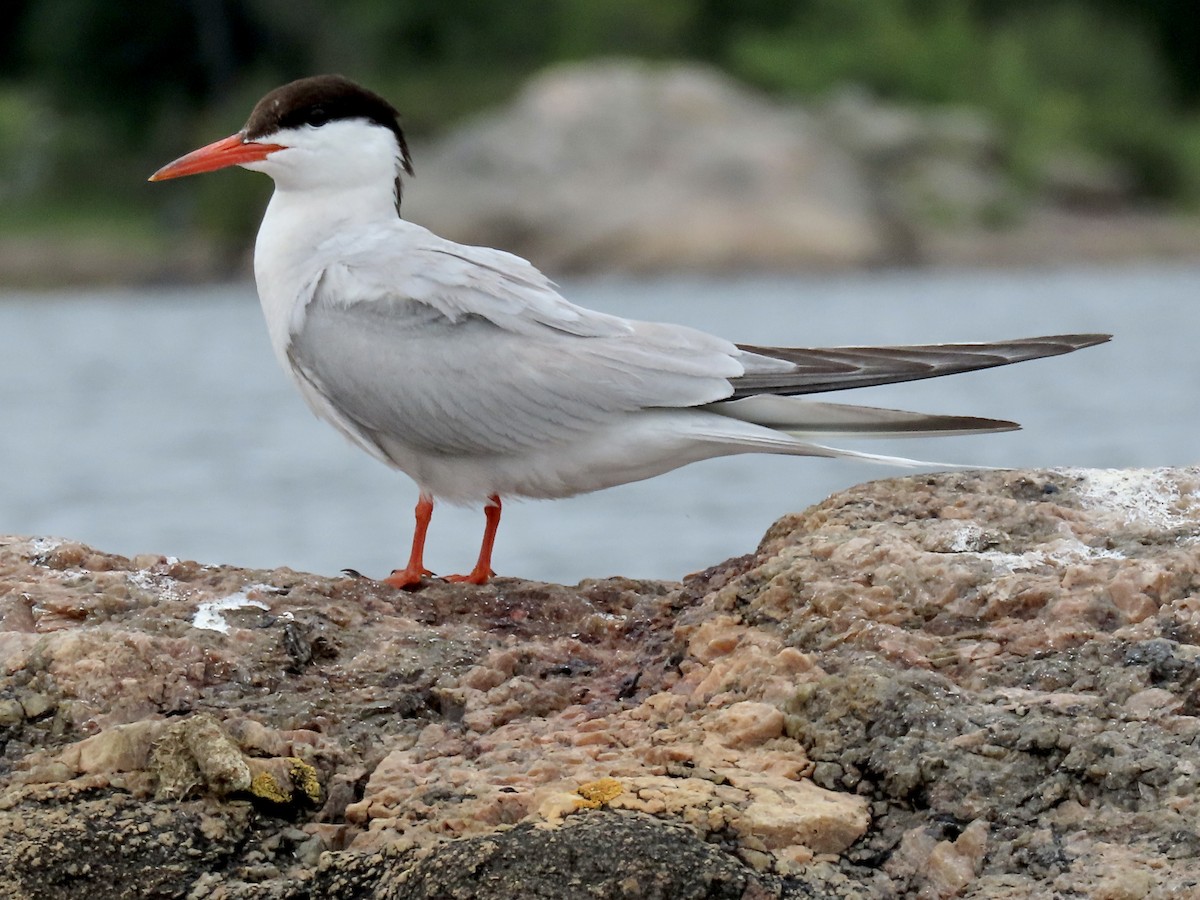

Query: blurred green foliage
[[2, 0, 1199, 238], [729, 0, 1200, 202]]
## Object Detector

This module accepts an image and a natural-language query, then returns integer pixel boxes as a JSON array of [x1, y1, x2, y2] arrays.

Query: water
[[2, 264, 1196, 584]]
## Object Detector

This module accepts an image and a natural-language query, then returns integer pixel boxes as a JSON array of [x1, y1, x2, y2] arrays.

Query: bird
[[150, 74, 1109, 588]]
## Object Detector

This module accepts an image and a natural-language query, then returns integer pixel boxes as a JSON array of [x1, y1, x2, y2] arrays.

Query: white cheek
[[237, 121, 400, 190], [241, 145, 305, 182]]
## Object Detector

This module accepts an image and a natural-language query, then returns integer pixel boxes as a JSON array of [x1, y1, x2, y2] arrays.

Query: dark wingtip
[[1041, 333, 1112, 350], [730, 332, 1112, 400], [961, 416, 1021, 433], [901, 414, 1022, 435]]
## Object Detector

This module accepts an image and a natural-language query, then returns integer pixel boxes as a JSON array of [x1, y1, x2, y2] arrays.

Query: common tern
[[150, 75, 1109, 587]]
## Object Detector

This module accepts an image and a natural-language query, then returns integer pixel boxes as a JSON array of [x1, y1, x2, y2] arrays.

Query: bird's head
[[150, 75, 414, 212]]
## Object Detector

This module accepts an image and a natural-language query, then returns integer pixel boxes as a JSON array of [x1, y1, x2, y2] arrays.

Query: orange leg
[[383, 493, 435, 589], [446, 495, 501, 585]]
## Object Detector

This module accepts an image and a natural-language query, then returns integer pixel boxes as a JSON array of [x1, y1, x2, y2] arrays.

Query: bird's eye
[[307, 105, 331, 127]]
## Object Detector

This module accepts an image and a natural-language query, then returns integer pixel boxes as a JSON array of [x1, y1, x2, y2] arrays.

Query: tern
[[150, 74, 1108, 588]]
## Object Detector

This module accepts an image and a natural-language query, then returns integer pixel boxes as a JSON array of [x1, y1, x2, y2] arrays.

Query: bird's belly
[[372, 410, 748, 505]]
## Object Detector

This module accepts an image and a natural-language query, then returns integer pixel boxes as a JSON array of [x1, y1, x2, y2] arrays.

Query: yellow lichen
[[575, 777, 624, 809], [247, 758, 321, 805], [249, 770, 290, 804], [288, 757, 322, 805]]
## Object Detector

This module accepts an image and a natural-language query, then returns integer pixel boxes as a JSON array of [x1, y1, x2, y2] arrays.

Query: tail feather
[[789, 441, 975, 469], [693, 332, 1109, 471], [732, 333, 1110, 398], [697, 426, 977, 470], [712, 396, 1018, 438], [693, 398, 1005, 471]]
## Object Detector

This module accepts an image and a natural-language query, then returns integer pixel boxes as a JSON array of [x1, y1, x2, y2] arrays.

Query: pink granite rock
[[1, 467, 1198, 898]]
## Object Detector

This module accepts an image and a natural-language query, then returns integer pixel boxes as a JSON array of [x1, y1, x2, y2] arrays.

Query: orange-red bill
[[148, 133, 285, 181]]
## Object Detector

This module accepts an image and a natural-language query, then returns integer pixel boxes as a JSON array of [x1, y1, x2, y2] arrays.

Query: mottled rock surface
[[2, 467, 1199, 898]]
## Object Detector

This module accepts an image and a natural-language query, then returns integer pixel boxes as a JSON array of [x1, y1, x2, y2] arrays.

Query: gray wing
[[289, 248, 745, 457], [730, 335, 1111, 399]]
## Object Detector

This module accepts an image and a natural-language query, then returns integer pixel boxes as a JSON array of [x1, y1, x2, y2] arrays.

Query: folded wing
[[289, 223, 1110, 463]]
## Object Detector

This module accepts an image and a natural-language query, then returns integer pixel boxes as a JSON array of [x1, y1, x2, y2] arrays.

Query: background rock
[[2, 467, 1199, 897], [404, 60, 890, 273], [4, 62, 1195, 286], [822, 86, 1018, 233], [400, 61, 1200, 275], [7, 61, 1198, 286]]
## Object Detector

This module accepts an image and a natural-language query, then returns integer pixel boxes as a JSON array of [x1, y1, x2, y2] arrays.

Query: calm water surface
[[2, 264, 1196, 583]]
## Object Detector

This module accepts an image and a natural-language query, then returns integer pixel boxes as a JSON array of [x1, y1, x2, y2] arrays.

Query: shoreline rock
[[2, 466, 1199, 897]]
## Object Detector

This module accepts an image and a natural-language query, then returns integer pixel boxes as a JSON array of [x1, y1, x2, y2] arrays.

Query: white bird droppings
[[1069, 468, 1197, 531], [26, 537, 63, 557], [191, 590, 272, 634]]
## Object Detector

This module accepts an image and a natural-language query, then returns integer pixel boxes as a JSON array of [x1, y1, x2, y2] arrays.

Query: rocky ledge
[[1, 467, 1199, 898]]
